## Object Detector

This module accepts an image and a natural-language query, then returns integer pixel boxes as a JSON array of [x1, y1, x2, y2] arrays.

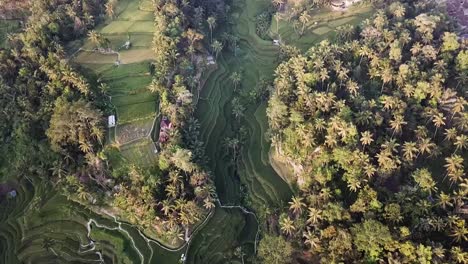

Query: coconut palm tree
[[451, 247, 467, 263], [207, 16, 216, 44], [389, 114, 407, 136], [454, 135, 467, 151], [77, 187, 89, 202], [360, 131, 374, 147], [432, 112, 446, 136], [437, 192, 453, 209], [450, 221, 468, 242], [289, 196, 305, 215], [303, 230, 321, 252], [418, 137, 436, 156], [231, 97, 245, 121], [160, 200, 172, 216], [230, 72, 241, 91], [203, 197, 215, 210], [299, 11, 311, 36], [306, 207, 322, 225], [171, 149, 194, 173], [280, 216, 296, 236], [402, 141, 418, 162], [272, 0, 285, 10], [105, 0, 117, 19], [346, 80, 359, 96], [444, 127, 458, 142], [211, 40, 223, 60], [87, 30, 101, 48]]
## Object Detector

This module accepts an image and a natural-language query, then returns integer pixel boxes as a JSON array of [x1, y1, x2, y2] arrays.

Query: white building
[[331, 0, 361, 10], [108, 115, 116, 128]]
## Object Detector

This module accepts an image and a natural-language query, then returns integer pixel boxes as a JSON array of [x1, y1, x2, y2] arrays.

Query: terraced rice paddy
[[72, 0, 159, 165], [1, 0, 373, 263], [1, 1, 178, 263], [0, 177, 183, 263], [189, 0, 373, 262]]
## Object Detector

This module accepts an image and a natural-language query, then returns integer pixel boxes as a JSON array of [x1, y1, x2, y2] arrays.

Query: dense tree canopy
[[267, 0, 468, 262]]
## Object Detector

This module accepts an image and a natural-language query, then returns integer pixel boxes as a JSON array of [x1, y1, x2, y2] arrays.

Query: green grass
[[73, 51, 118, 64], [313, 26, 333, 35], [128, 21, 155, 33]]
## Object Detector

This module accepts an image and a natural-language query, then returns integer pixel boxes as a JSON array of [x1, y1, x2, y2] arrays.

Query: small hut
[[331, 0, 345, 10], [206, 55, 215, 65], [108, 115, 116, 128]]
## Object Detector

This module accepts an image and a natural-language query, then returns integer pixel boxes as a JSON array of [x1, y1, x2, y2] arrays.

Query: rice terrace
[[1, 0, 467, 263]]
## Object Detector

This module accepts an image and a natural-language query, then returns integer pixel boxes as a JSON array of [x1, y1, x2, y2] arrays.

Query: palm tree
[[451, 247, 467, 263], [161, 201, 173, 216], [391, 3, 406, 19], [272, 0, 285, 10], [445, 154, 464, 183], [231, 97, 245, 120], [77, 187, 89, 202], [346, 80, 359, 96], [451, 97, 466, 119], [203, 197, 215, 210], [454, 135, 467, 151], [207, 16, 216, 44], [185, 28, 204, 47], [389, 114, 407, 136], [360, 131, 374, 147], [418, 137, 436, 156], [166, 184, 178, 199], [148, 80, 162, 93], [224, 137, 240, 160], [306, 207, 322, 225], [450, 221, 468, 242], [319, 68, 329, 88], [280, 216, 296, 236], [303, 230, 321, 252], [432, 112, 446, 136], [444, 127, 458, 142], [105, 0, 117, 19], [87, 30, 101, 48], [289, 196, 305, 215], [171, 149, 194, 173], [299, 11, 311, 36], [211, 40, 223, 60], [230, 72, 242, 91], [438, 192, 453, 210], [380, 65, 393, 93], [402, 141, 418, 162]]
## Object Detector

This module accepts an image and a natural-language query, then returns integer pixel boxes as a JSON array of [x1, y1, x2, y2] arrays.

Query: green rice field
[[189, 0, 373, 262], [1, 0, 373, 263]]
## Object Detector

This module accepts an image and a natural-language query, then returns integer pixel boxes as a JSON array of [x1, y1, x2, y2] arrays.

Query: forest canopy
[[267, 0, 468, 262]]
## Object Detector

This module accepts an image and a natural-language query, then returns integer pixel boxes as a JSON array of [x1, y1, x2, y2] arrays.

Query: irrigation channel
[[0, 0, 374, 263]]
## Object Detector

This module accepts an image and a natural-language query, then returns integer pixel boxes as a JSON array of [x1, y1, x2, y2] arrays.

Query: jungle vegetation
[[265, 0, 468, 263]]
